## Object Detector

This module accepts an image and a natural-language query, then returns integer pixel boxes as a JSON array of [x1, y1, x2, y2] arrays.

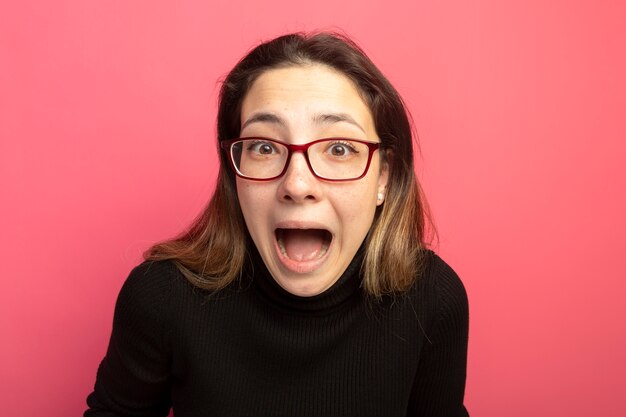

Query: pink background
[[1, 0, 625, 415]]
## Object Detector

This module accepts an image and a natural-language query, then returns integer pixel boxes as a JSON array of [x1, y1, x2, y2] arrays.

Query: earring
[[377, 192, 384, 202]]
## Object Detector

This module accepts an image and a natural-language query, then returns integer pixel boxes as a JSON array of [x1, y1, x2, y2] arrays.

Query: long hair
[[146, 32, 435, 298]]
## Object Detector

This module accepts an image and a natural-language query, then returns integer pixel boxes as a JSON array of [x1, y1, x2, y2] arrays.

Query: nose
[[277, 152, 321, 203]]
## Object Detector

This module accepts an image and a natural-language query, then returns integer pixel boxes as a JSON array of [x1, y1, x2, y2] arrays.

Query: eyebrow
[[241, 112, 366, 134], [241, 113, 286, 131], [314, 113, 365, 134]]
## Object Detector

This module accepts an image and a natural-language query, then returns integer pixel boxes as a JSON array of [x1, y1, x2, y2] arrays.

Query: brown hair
[[146, 32, 435, 298]]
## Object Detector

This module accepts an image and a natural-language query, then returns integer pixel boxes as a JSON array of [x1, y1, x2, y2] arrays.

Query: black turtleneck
[[85, 248, 469, 416]]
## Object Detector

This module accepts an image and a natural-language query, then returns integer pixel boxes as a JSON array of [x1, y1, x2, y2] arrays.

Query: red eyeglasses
[[221, 137, 381, 181]]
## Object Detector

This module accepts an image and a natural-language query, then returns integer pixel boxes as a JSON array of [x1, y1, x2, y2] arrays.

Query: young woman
[[85, 32, 470, 416]]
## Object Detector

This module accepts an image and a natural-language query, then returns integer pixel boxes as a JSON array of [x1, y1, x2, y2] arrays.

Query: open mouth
[[275, 228, 332, 262]]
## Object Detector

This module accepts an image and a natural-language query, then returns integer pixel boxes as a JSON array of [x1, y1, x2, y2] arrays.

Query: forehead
[[240, 64, 374, 130]]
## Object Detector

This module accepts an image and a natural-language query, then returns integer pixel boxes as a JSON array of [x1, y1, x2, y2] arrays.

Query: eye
[[331, 144, 347, 156], [326, 140, 359, 157], [247, 140, 279, 155]]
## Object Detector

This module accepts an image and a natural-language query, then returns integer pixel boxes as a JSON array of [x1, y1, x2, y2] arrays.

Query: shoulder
[[409, 251, 469, 340], [113, 260, 181, 327], [421, 251, 468, 307], [119, 260, 179, 300]]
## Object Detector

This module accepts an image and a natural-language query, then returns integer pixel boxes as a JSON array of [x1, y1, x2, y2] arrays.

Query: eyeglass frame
[[221, 137, 382, 182]]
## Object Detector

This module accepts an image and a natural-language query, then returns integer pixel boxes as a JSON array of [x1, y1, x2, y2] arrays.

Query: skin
[[236, 64, 389, 297]]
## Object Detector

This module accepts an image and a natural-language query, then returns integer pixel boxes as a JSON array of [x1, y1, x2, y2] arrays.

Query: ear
[[376, 151, 391, 206]]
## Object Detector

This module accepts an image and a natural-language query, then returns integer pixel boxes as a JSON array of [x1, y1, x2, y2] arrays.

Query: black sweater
[[85, 248, 469, 416]]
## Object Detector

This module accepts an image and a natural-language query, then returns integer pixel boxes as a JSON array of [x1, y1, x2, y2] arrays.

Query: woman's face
[[236, 64, 388, 296]]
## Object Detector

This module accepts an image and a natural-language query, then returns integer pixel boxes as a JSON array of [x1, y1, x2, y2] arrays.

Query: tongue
[[281, 229, 327, 261]]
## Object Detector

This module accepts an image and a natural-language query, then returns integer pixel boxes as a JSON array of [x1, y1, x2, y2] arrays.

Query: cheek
[[235, 180, 251, 214], [332, 184, 378, 226], [236, 180, 270, 222]]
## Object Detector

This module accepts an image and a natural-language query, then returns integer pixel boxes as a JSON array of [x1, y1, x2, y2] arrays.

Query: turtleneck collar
[[244, 243, 365, 315]]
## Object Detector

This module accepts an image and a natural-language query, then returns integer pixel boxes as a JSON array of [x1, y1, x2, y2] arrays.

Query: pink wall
[[1, 0, 625, 415]]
